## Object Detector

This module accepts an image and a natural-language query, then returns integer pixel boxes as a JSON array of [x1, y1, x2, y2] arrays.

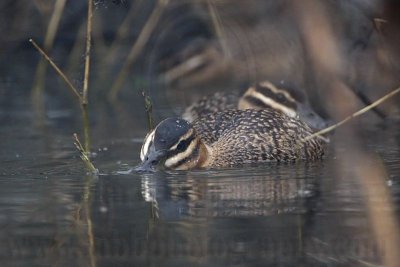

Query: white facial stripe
[[250, 91, 297, 118], [169, 128, 194, 151], [165, 138, 198, 168], [277, 89, 295, 103], [259, 81, 277, 91], [259, 81, 296, 103], [140, 130, 155, 161]]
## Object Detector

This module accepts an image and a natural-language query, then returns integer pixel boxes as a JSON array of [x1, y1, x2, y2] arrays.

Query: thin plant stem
[[83, 0, 93, 105], [81, 104, 91, 153], [83, 2, 96, 264], [77, 4, 95, 266], [302, 85, 400, 142], [30, 39, 82, 101], [35, 0, 95, 154], [109, 0, 169, 100], [141, 89, 154, 130], [30, 1, 95, 174], [80, 0, 94, 153], [73, 133, 98, 174]]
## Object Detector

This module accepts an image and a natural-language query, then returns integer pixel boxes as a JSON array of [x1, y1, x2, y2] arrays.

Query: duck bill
[[135, 148, 166, 172], [297, 103, 328, 131]]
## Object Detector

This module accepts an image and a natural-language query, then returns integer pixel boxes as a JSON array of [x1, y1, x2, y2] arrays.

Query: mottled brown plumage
[[136, 109, 325, 171], [182, 91, 239, 122], [182, 80, 328, 130], [192, 109, 324, 167]]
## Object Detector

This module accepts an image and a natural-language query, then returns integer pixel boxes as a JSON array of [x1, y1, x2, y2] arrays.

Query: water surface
[[1, 80, 399, 267]]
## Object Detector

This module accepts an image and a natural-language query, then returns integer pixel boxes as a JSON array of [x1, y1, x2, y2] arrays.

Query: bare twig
[[302, 85, 400, 142], [81, 104, 91, 153], [141, 89, 154, 130], [83, 0, 93, 105], [30, 0, 94, 155], [77, 5, 96, 266], [81, 0, 94, 153], [30, 39, 82, 101], [73, 133, 98, 175]]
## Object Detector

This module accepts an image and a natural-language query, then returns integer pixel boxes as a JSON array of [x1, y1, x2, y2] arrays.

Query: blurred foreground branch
[[109, 0, 169, 100], [294, 2, 400, 266], [31, 0, 67, 122]]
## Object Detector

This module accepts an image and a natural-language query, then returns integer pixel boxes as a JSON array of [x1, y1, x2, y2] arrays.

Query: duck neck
[[197, 142, 212, 168], [165, 137, 210, 170]]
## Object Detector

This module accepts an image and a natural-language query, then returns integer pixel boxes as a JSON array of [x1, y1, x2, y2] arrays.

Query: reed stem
[[30, 0, 95, 163], [73, 133, 98, 174], [302, 85, 400, 142], [81, 104, 91, 153], [83, 0, 93, 105], [109, 0, 169, 100], [30, 39, 82, 101], [31, 0, 67, 118], [80, 0, 94, 153], [141, 90, 154, 130]]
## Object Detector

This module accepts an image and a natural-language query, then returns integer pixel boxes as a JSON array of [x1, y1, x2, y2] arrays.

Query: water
[[1, 1, 400, 265], [1, 80, 399, 267]]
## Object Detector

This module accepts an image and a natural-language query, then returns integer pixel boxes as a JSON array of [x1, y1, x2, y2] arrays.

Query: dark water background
[[1, 1, 400, 267]]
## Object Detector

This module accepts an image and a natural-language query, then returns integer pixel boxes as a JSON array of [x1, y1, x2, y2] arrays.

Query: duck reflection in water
[[140, 164, 320, 219]]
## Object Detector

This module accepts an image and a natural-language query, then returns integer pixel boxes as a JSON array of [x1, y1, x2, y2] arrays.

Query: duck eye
[[276, 93, 286, 102], [177, 141, 185, 151]]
